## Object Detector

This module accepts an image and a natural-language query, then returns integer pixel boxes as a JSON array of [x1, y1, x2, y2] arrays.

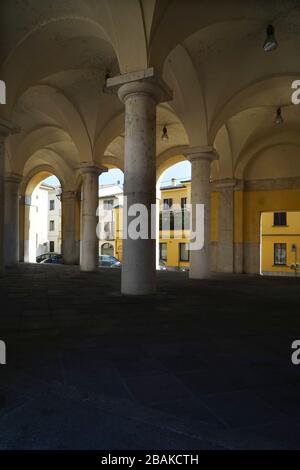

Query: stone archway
[[101, 242, 114, 257]]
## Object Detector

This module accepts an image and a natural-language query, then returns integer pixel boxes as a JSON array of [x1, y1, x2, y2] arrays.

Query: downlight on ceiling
[[161, 125, 169, 141], [274, 107, 284, 125], [263, 24, 278, 52]]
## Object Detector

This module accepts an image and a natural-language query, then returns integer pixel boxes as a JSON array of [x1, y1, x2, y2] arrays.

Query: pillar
[[62, 191, 77, 265], [23, 195, 33, 263], [234, 180, 244, 273], [185, 147, 218, 279], [4, 173, 22, 265], [107, 69, 172, 294], [156, 183, 162, 270], [0, 119, 19, 275], [0, 132, 4, 275], [78, 163, 102, 272], [215, 179, 236, 273]]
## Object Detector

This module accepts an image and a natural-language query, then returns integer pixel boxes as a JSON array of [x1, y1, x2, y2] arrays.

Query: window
[[163, 198, 173, 210], [274, 212, 287, 226], [181, 197, 187, 209], [49, 241, 55, 253], [159, 243, 167, 261], [179, 243, 189, 262], [49, 220, 55, 232], [49, 200, 55, 211], [104, 199, 114, 210], [274, 243, 287, 265]]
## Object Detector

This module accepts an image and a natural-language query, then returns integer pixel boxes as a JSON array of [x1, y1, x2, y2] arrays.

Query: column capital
[[76, 162, 107, 177], [0, 119, 20, 139], [4, 173, 23, 185], [184, 146, 218, 162], [106, 67, 172, 104]]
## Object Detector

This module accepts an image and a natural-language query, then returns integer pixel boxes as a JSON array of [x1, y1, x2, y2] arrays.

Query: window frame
[[179, 242, 190, 262], [274, 242, 287, 266], [181, 197, 187, 209], [159, 242, 167, 261], [163, 198, 173, 210], [273, 212, 287, 226], [103, 199, 114, 210]]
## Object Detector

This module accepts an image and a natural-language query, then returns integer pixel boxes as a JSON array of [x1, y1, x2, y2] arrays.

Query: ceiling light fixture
[[161, 125, 169, 141], [274, 107, 283, 125], [263, 24, 278, 52]]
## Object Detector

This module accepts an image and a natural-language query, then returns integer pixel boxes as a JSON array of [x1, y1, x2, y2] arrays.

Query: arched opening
[[98, 168, 124, 263], [101, 243, 114, 256], [21, 172, 62, 263], [156, 160, 191, 271]]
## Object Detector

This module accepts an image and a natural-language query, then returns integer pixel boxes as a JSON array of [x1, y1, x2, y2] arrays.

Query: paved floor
[[1, 263, 300, 449]]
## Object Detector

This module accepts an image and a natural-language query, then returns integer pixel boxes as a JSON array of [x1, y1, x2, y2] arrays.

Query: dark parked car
[[40, 256, 62, 264], [99, 255, 121, 268], [36, 253, 62, 263], [158, 260, 167, 271]]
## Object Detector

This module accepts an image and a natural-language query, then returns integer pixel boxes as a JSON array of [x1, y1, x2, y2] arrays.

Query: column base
[[189, 270, 211, 280]]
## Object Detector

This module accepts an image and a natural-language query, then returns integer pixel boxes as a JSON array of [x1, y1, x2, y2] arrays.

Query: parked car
[[158, 260, 167, 271], [36, 253, 61, 263], [99, 255, 121, 268], [40, 255, 62, 264]]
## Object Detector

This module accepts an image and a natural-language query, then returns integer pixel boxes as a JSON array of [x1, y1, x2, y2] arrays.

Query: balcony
[[159, 209, 191, 231]]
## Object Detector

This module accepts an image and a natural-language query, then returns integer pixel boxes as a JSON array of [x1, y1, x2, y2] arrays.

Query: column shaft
[[79, 167, 99, 272], [4, 174, 22, 265], [62, 191, 77, 265], [0, 140, 4, 275], [121, 88, 156, 294], [186, 148, 217, 279], [215, 180, 235, 273], [0, 120, 19, 275], [107, 70, 172, 295]]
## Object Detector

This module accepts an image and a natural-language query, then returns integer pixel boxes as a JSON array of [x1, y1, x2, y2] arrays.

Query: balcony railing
[[159, 209, 191, 231]]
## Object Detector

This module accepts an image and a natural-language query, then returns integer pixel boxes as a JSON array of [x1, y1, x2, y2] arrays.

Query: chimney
[[171, 178, 176, 186]]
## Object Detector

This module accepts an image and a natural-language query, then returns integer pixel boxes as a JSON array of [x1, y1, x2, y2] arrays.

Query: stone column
[[4, 173, 22, 265], [61, 191, 77, 265], [0, 119, 19, 275], [156, 183, 162, 270], [214, 179, 236, 273], [0, 133, 5, 275], [78, 163, 102, 272], [233, 180, 244, 273], [185, 147, 218, 279], [107, 69, 172, 295]]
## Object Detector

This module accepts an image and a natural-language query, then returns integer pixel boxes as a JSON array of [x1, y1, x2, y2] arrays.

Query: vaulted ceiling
[[1, 0, 300, 189]]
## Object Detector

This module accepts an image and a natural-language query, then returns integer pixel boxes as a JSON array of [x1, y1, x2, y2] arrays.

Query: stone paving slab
[[1, 263, 300, 449]]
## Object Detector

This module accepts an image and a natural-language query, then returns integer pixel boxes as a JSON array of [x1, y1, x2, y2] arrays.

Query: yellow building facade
[[111, 181, 300, 276], [261, 211, 300, 276], [159, 180, 191, 269]]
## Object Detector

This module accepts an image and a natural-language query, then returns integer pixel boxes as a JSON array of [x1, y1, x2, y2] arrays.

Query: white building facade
[[98, 183, 123, 257], [28, 183, 62, 261]]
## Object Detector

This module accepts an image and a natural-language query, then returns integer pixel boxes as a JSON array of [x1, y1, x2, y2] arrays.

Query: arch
[[21, 164, 65, 198], [235, 129, 300, 179], [210, 75, 300, 143], [156, 146, 189, 181], [21, 168, 63, 264], [163, 45, 207, 146], [149, 2, 300, 72], [101, 242, 114, 256], [102, 0, 148, 73], [1, 14, 118, 119]]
